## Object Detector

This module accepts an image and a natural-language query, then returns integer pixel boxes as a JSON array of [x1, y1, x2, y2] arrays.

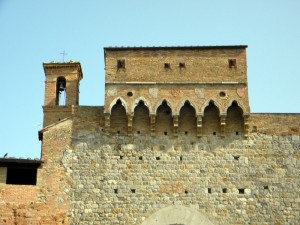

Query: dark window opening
[[137, 131, 140, 134], [6, 167, 37, 185], [127, 91, 133, 97], [236, 131, 239, 135], [252, 126, 257, 132], [228, 59, 237, 68], [156, 156, 160, 160], [56, 77, 66, 106], [185, 131, 188, 135], [117, 59, 125, 69], [180, 156, 183, 161], [208, 188, 212, 194], [264, 186, 269, 190], [117, 130, 120, 134], [131, 189, 136, 193], [114, 189, 118, 194], [164, 131, 168, 135], [213, 132, 216, 135], [222, 188, 227, 193], [179, 62, 185, 68], [185, 190, 188, 194], [139, 156, 143, 160], [164, 63, 170, 69], [233, 155, 240, 160], [238, 188, 245, 194], [120, 156, 123, 160]]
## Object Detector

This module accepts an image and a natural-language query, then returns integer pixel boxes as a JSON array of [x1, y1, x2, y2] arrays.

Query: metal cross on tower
[[60, 50, 68, 62]]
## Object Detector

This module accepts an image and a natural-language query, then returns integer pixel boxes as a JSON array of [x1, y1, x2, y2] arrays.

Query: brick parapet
[[249, 113, 300, 135]]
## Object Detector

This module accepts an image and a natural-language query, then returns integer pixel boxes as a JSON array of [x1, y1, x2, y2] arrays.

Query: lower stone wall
[[63, 132, 300, 224]]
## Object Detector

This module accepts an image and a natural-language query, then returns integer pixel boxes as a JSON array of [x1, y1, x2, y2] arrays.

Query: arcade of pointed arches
[[105, 97, 249, 137]]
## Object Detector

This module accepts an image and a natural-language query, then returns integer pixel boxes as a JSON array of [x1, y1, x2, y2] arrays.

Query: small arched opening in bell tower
[[56, 77, 66, 106]]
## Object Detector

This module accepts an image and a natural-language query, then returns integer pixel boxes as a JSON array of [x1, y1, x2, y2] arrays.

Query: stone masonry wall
[[1, 106, 299, 224], [63, 131, 300, 224], [57, 108, 300, 224]]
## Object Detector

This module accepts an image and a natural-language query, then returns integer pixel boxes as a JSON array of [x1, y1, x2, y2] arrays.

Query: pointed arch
[[154, 99, 173, 116], [133, 100, 150, 134], [132, 97, 152, 115], [156, 100, 173, 136], [200, 99, 222, 116], [178, 101, 197, 136], [108, 97, 128, 114], [226, 101, 244, 136], [225, 99, 245, 116], [110, 99, 128, 134], [176, 99, 198, 115], [202, 101, 221, 136]]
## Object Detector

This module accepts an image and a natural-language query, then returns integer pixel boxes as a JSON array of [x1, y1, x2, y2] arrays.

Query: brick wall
[[105, 47, 247, 83], [0, 120, 73, 224], [104, 47, 250, 117], [250, 113, 300, 135]]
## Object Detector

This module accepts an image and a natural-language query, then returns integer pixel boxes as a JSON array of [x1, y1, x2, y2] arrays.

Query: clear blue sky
[[0, 0, 299, 158]]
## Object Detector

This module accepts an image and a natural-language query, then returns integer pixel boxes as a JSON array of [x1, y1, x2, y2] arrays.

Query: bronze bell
[[58, 82, 65, 92]]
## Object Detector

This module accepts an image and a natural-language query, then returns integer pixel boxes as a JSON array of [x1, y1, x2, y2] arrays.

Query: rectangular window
[[179, 62, 185, 68], [117, 59, 125, 69], [164, 63, 170, 69], [228, 59, 237, 68], [6, 167, 37, 185]]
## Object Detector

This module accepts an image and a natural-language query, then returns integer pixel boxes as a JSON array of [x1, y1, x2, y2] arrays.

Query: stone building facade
[[0, 46, 299, 224]]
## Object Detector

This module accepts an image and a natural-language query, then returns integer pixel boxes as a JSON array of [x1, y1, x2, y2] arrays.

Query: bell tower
[[42, 61, 83, 127]]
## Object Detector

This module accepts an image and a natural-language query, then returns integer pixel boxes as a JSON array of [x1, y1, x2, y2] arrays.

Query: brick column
[[220, 114, 226, 137], [150, 114, 156, 136], [196, 115, 202, 137], [104, 113, 110, 130], [128, 114, 133, 136], [173, 115, 179, 136], [244, 114, 250, 137]]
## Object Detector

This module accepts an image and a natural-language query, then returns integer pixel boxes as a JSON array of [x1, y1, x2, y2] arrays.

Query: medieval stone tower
[[0, 46, 299, 225]]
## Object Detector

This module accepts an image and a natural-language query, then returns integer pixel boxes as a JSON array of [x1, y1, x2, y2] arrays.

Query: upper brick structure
[[104, 46, 250, 137]]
